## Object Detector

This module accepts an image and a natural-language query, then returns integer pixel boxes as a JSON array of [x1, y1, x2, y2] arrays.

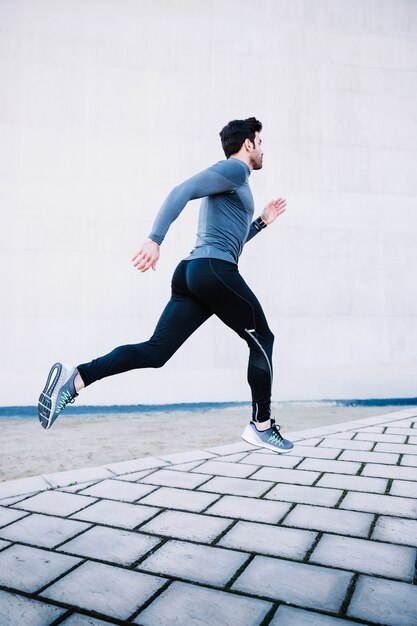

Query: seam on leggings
[[244, 328, 273, 385], [208, 258, 257, 331]]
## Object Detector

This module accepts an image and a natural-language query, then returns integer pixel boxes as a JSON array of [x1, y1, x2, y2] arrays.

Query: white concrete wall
[[1, 0, 417, 406]]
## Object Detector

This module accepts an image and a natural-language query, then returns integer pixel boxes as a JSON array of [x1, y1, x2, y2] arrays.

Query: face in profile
[[249, 132, 263, 170]]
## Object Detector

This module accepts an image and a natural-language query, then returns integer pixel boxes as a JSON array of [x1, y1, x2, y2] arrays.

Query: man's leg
[[39, 261, 212, 428]]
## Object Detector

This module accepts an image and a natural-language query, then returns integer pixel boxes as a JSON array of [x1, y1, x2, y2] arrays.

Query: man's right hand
[[132, 239, 160, 273]]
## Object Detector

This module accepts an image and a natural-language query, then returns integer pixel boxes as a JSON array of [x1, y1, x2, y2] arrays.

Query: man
[[38, 117, 294, 453]]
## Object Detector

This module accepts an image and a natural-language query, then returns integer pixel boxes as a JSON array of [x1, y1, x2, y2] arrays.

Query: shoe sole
[[38, 363, 64, 429], [241, 427, 293, 454]]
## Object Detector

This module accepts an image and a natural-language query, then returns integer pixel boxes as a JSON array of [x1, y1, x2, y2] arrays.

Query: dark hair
[[219, 117, 262, 158]]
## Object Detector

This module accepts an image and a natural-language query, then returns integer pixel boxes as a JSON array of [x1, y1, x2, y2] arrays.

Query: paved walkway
[[0, 409, 416, 626]]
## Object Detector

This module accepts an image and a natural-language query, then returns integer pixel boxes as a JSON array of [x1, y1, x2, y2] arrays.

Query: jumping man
[[38, 117, 294, 453]]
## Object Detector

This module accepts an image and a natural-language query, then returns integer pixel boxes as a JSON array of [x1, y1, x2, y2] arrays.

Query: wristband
[[254, 216, 267, 231]]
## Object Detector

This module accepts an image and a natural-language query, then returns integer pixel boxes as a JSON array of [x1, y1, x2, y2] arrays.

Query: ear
[[244, 138, 254, 152]]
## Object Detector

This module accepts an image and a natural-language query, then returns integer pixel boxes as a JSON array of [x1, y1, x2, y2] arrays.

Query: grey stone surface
[[42, 560, 165, 620], [58, 525, 160, 565], [325, 432, 356, 439], [316, 472, 387, 493], [104, 456, 168, 475], [138, 539, 248, 586], [374, 442, 417, 454], [211, 451, 252, 462], [390, 479, 417, 498], [339, 450, 399, 464], [70, 498, 159, 529], [319, 438, 374, 451], [42, 466, 113, 489], [295, 437, 323, 446], [0, 513, 91, 548], [362, 463, 417, 481], [310, 534, 416, 580], [198, 476, 273, 497], [354, 432, 406, 443], [348, 575, 417, 626], [340, 491, 417, 518], [401, 454, 417, 467], [79, 478, 157, 502], [140, 468, 210, 488], [266, 484, 343, 506], [218, 520, 316, 559], [0, 504, 28, 527], [269, 605, 361, 625], [114, 469, 154, 481], [0, 589, 65, 626], [205, 494, 291, 523], [0, 544, 80, 592], [297, 458, 361, 475], [283, 504, 374, 537], [249, 466, 320, 485], [61, 615, 112, 626], [372, 516, 417, 547], [0, 539, 10, 550], [233, 555, 352, 612], [140, 509, 232, 542], [386, 427, 417, 436], [0, 475, 50, 499], [14, 490, 96, 516], [288, 446, 341, 459], [157, 450, 216, 463], [204, 442, 254, 455], [139, 486, 219, 512], [136, 581, 272, 626], [190, 460, 257, 478], [165, 460, 205, 471], [243, 452, 303, 468]]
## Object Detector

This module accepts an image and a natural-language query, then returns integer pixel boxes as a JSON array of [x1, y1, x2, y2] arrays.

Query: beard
[[251, 155, 263, 170]]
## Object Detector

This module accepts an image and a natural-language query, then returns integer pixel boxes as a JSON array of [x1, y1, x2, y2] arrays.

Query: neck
[[229, 153, 253, 172]]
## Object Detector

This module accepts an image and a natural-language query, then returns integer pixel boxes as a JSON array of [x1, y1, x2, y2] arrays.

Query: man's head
[[219, 117, 263, 170]]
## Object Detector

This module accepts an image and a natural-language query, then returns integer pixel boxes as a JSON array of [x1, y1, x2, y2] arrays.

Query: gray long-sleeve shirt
[[148, 157, 261, 264]]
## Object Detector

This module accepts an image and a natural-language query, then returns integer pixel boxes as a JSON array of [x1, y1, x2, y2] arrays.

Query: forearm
[[245, 217, 267, 243]]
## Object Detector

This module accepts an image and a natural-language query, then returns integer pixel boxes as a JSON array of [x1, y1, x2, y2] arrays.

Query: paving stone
[[104, 456, 168, 475], [296, 458, 361, 475], [265, 484, 342, 507], [204, 442, 254, 455], [211, 451, 250, 462], [319, 438, 374, 451], [71, 498, 159, 529], [79, 478, 156, 502], [58, 525, 160, 565], [140, 468, 210, 488], [139, 539, 248, 586], [191, 460, 256, 478], [295, 437, 323, 446], [347, 575, 417, 626], [42, 560, 165, 621], [340, 491, 417, 518], [386, 427, 417, 436], [218, 520, 316, 559], [164, 460, 205, 471], [140, 510, 232, 542], [0, 475, 50, 499], [205, 494, 291, 523], [0, 504, 28, 527], [0, 589, 65, 626], [198, 476, 273, 497], [354, 432, 406, 443], [325, 432, 356, 440], [269, 605, 359, 625], [374, 442, 417, 454], [355, 426, 384, 433], [362, 463, 417, 481], [401, 454, 417, 467], [233, 555, 352, 612], [243, 452, 303, 468], [0, 495, 29, 506], [316, 472, 387, 493], [288, 446, 341, 459], [283, 504, 374, 537], [390, 479, 417, 498], [14, 490, 96, 516], [0, 513, 91, 548], [0, 544, 81, 592], [61, 615, 112, 626], [114, 469, 154, 482], [0, 539, 11, 550], [339, 450, 399, 464], [249, 467, 320, 485], [139, 486, 219, 512], [409, 435, 417, 444], [372, 516, 417, 547], [59, 480, 100, 493], [42, 466, 113, 489], [135, 581, 272, 626], [157, 450, 216, 463], [310, 534, 416, 580]]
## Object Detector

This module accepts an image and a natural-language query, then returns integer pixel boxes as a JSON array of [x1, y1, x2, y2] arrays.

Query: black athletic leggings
[[77, 258, 274, 422]]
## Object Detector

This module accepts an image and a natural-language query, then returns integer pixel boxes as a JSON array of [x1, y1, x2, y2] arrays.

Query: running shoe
[[241, 418, 294, 453], [38, 362, 78, 429]]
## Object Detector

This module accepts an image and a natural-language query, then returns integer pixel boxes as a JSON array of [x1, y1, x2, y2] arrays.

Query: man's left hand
[[261, 197, 287, 225]]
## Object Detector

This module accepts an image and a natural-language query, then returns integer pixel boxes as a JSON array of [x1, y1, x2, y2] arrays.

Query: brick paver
[[1, 408, 416, 625]]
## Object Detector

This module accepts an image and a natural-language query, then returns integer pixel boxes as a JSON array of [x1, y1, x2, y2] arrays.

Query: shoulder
[[210, 158, 249, 186]]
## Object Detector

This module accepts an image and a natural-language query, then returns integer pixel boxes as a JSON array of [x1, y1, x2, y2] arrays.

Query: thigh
[[186, 258, 271, 339]]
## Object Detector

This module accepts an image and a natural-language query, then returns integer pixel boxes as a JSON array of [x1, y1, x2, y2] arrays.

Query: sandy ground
[[0, 404, 413, 482]]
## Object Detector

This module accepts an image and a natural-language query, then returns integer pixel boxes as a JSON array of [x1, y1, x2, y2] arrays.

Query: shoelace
[[56, 389, 76, 414]]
